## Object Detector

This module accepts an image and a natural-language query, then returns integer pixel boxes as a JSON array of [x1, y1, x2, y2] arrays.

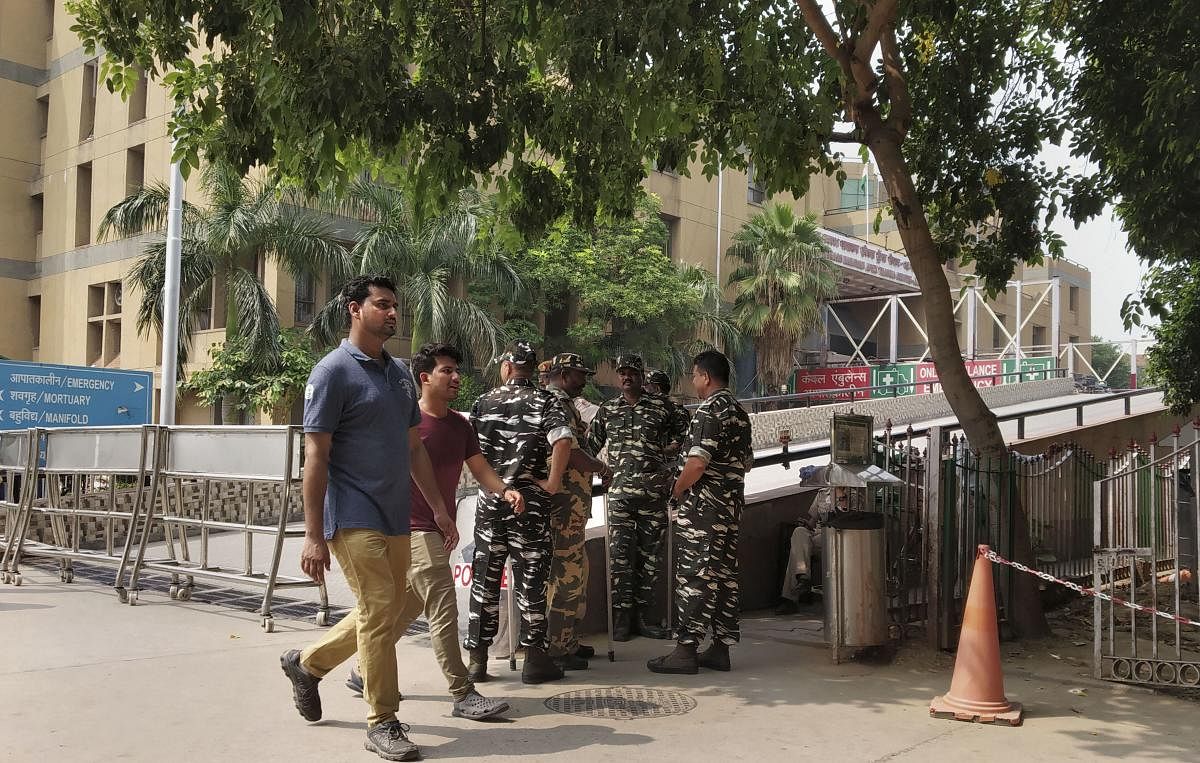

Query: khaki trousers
[[393, 530, 472, 700], [300, 529, 410, 726]]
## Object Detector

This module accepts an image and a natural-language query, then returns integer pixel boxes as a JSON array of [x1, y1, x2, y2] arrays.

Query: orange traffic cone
[[930, 545, 1024, 726]]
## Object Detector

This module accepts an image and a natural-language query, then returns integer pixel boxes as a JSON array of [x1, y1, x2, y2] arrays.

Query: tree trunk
[[869, 133, 1050, 639]]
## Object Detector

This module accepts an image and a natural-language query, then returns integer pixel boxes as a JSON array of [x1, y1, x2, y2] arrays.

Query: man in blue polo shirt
[[279, 274, 455, 762]]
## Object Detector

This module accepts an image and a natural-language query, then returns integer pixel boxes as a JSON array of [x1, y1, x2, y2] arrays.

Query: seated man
[[776, 485, 849, 615]]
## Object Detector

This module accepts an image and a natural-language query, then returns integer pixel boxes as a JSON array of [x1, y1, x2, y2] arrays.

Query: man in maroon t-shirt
[[345, 342, 521, 721]]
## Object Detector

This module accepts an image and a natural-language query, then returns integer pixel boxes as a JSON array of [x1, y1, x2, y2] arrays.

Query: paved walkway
[[2, 565, 1195, 762]]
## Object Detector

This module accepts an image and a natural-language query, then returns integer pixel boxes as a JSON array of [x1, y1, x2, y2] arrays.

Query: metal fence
[[931, 434, 1112, 648], [1093, 425, 1198, 687], [0, 425, 328, 631]]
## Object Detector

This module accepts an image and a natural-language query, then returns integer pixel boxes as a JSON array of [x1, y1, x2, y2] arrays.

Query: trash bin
[[823, 510, 887, 662]]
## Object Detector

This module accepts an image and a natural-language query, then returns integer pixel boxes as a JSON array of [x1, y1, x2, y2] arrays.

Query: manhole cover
[[544, 687, 697, 720]]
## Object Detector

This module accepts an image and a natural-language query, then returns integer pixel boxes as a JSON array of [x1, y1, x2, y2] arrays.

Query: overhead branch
[[830, 130, 864, 143], [853, 0, 900, 64], [881, 28, 912, 137], [796, 0, 849, 71]]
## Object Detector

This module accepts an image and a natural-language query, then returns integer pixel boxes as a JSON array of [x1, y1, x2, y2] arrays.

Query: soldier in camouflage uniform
[[463, 340, 574, 685], [588, 354, 690, 641], [648, 349, 752, 675], [543, 353, 611, 669]]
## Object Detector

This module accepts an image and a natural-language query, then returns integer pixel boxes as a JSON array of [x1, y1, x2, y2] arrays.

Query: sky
[[1041, 142, 1146, 342]]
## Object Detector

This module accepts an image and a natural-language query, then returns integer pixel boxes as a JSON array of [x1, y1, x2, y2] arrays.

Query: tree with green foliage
[[308, 182, 522, 365], [74, 0, 1092, 636], [100, 162, 348, 373], [1066, 2, 1200, 414], [511, 195, 739, 383], [1087, 335, 1131, 390], [727, 205, 839, 394], [182, 329, 320, 423]]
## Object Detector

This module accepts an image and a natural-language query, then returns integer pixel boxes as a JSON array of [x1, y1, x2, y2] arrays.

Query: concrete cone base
[[930, 695, 1023, 726]]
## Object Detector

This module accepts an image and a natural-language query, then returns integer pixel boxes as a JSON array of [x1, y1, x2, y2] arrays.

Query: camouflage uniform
[[674, 387, 753, 646], [464, 352, 575, 651], [544, 377, 593, 658], [588, 358, 690, 614]]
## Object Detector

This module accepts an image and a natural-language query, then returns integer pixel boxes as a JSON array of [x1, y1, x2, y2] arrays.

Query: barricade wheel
[[12, 574, 21, 586], [262, 617, 275, 633], [64, 570, 73, 584], [315, 611, 330, 627], [129, 591, 138, 605], [116, 589, 129, 604], [168, 585, 179, 600], [1, 573, 9, 584], [177, 587, 192, 602]]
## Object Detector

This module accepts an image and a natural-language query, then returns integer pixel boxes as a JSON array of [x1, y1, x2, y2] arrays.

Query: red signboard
[[793, 366, 872, 401], [912, 359, 1004, 393]]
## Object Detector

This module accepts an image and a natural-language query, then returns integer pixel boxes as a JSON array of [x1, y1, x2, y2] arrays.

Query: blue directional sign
[[0, 360, 153, 430]]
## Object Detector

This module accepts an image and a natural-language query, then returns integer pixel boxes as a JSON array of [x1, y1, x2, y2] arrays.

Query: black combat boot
[[612, 610, 633, 642], [635, 609, 669, 639], [467, 646, 494, 683], [646, 642, 699, 675], [573, 644, 596, 659], [697, 641, 731, 672], [521, 645, 566, 684], [553, 651, 590, 671]]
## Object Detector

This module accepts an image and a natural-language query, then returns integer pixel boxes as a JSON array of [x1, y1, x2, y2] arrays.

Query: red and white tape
[[979, 546, 1200, 629]]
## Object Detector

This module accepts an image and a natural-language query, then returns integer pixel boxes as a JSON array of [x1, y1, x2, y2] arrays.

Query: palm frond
[[226, 267, 282, 370]]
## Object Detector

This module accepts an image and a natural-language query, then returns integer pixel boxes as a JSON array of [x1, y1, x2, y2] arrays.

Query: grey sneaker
[[279, 649, 322, 722], [345, 667, 403, 701], [451, 689, 510, 721], [364, 720, 420, 761]]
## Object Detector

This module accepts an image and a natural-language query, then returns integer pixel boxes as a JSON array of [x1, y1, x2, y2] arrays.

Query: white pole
[[1050, 276, 1061, 365], [864, 161, 871, 241], [1129, 336, 1138, 389], [158, 147, 184, 426], [966, 287, 977, 361], [714, 160, 724, 353], [888, 295, 899, 364], [1014, 280, 1023, 361]]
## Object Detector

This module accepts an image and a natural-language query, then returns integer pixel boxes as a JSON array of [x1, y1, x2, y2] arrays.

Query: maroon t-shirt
[[410, 408, 480, 533]]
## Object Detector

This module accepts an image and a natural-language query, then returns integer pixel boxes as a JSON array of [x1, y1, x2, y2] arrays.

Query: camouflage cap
[[550, 352, 595, 375], [500, 339, 537, 367], [646, 369, 671, 391], [615, 353, 645, 372], [537, 359, 554, 374]]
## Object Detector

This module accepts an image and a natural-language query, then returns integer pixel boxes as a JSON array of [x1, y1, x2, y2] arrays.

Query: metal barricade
[[126, 425, 329, 632], [2, 426, 157, 601], [0, 428, 38, 585]]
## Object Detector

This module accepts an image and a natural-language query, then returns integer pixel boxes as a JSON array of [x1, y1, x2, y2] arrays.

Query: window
[[37, 95, 49, 138], [747, 162, 765, 205], [75, 162, 93, 247], [80, 60, 98, 141], [654, 153, 678, 176], [1032, 324, 1047, 348], [993, 313, 1007, 350], [29, 297, 41, 350], [660, 213, 681, 260], [44, 0, 54, 38], [1068, 285, 1079, 312], [31, 193, 44, 234], [195, 280, 214, 331], [87, 281, 123, 366], [128, 71, 148, 124], [125, 145, 145, 196], [1069, 335, 1079, 347], [294, 273, 316, 325]]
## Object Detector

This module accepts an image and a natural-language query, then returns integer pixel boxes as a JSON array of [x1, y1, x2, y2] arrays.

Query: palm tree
[[726, 204, 840, 394], [310, 180, 522, 363], [100, 162, 351, 374]]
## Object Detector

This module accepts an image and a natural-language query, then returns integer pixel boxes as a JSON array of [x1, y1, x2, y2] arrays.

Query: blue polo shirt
[[303, 339, 421, 539]]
